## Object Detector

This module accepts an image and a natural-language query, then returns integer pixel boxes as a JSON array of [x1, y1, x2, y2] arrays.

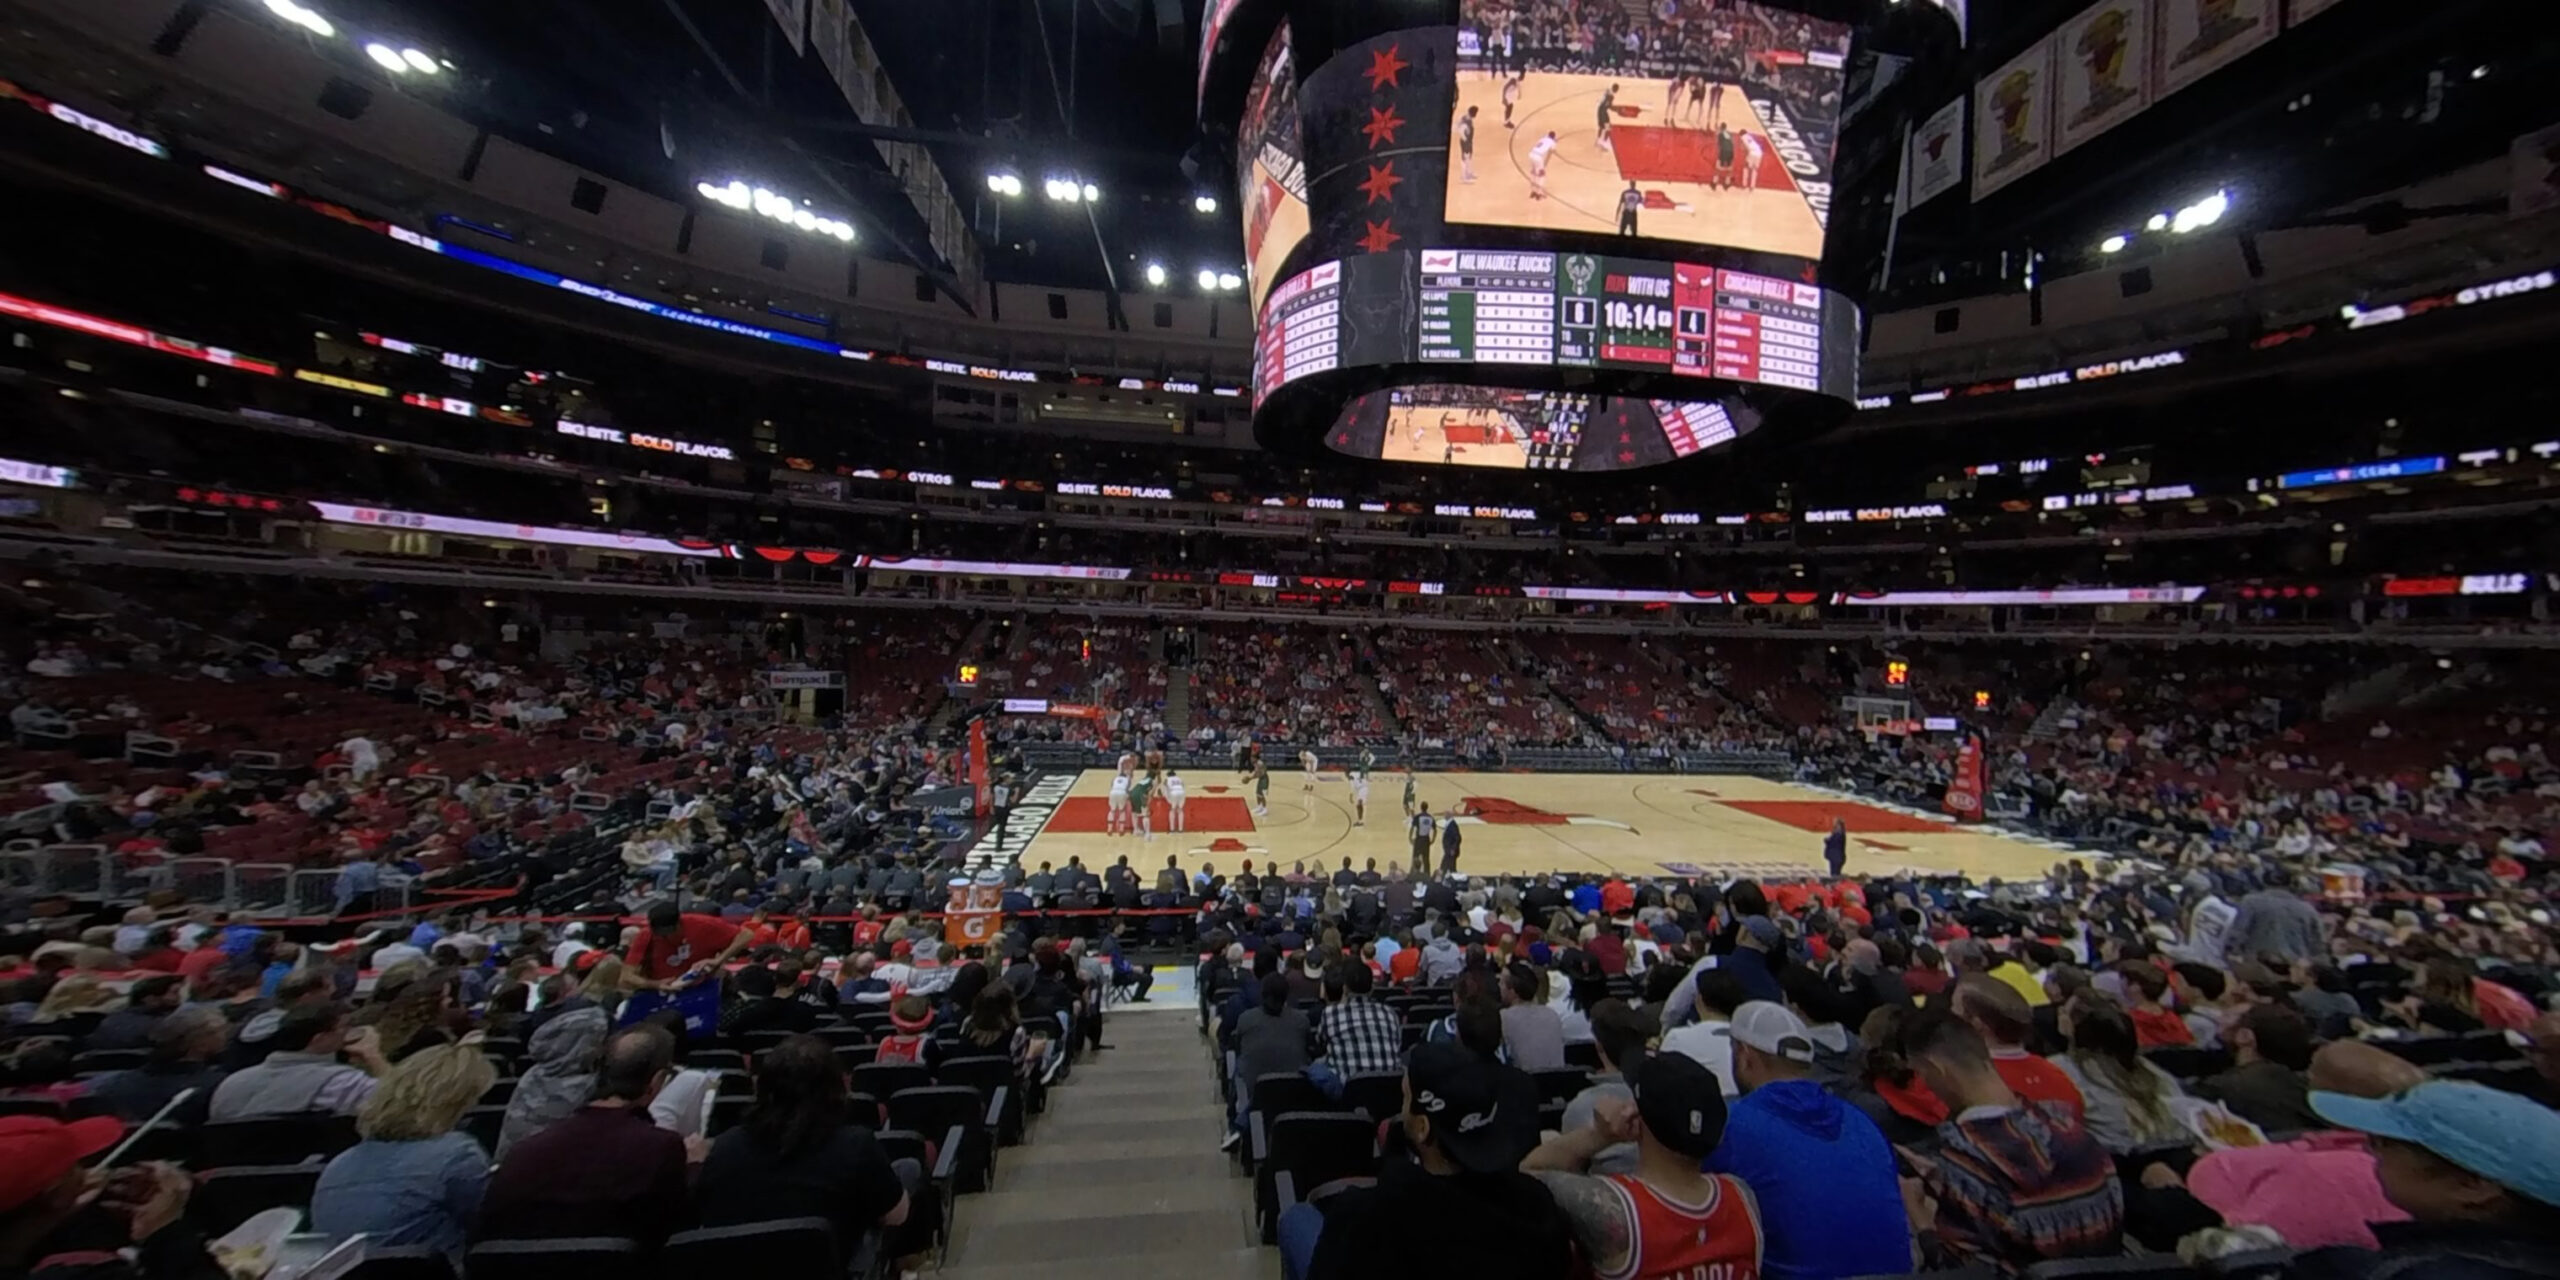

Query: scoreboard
[[1253, 259, 1343, 406], [1252, 246, 1858, 411], [1418, 250, 1558, 364], [1652, 400, 1737, 458], [1705, 270, 1825, 392]]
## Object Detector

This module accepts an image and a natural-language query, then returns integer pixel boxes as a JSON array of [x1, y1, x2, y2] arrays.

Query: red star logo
[[1618, 450, 1637, 464], [1357, 219, 1401, 254], [1361, 105, 1405, 148], [1366, 44, 1409, 90], [1357, 162, 1402, 205]]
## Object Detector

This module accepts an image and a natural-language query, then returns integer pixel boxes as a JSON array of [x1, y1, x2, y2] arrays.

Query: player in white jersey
[[1527, 131, 1558, 200], [1300, 748, 1320, 791], [1106, 771, 1131, 835], [1116, 751, 1136, 780], [1350, 767, 1371, 826], [1164, 769, 1186, 832], [1740, 130, 1766, 190]]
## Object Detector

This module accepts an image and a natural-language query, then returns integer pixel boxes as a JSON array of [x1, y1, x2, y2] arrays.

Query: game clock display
[[1252, 248, 1856, 405]]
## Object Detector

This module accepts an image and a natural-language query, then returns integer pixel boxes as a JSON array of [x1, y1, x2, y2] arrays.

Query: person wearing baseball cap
[[0, 1115, 207, 1279], [1522, 1051, 1768, 1280], [1285, 1043, 1567, 1280], [1710, 1002, 1916, 1279], [2285, 1080, 2560, 1279]]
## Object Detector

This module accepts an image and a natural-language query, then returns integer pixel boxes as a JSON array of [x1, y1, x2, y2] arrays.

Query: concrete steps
[[935, 1004, 1273, 1280]]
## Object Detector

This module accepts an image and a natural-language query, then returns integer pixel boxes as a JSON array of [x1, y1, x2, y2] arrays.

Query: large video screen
[[1327, 384, 1761, 472], [1253, 249, 1860, 406], [1444, 0, 1850, 261], [1238, 23, 1310, 315]]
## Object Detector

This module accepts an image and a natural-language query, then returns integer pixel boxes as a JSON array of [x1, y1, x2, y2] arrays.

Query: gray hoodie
[[1420, 936, 1465, 984], [495, 1001, 608, 1158]]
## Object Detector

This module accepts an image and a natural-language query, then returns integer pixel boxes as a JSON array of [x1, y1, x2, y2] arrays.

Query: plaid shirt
[[1318, 996, 1405, 1079]]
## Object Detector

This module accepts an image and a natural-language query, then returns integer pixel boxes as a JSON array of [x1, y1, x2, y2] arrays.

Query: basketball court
[[1445, 71, 1824, 260], [1016, 769, 2069, 884], [1379, 405, 1530, 469]]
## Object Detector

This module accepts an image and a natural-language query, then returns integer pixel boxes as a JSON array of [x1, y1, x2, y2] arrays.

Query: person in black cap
[[1284, 1042, 1569, 1280], [1522, 1051, 1769, 1280]]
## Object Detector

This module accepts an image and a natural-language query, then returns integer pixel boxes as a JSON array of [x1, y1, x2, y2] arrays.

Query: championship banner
[[764, 668, 845, 689], [2053, 0, 2151, 156], [763, 0, 807, 56], [1905, 97, 1967, 210], [2286, 0, 2349, 25], [967, 719, 991, 818], [2511, 122, 2560, 221], [1972, 36, 2056, 200], [2154, 0, 2276, 102], [1942, 734, 1986, 822], [810, 0, 849, 89]]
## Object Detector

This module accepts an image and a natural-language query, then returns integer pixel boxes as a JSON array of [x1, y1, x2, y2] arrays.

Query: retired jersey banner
[[2054, 0, 2152, 156], [1972, 36, 2056, 200], [1905, 97, 1967, 209], [2155, 0, 2276, 101]]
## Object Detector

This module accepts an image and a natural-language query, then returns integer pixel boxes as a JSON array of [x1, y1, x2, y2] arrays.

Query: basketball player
[[1501, 73, 1522, 130], [1664, 72, 1682, 125], [1300, 747, 1320, 792], [1595, 83, 1619, 152], [1107, 767, 1132, 836], [1164, 768, 1186, 832], [1617, 180, 1642, 236], [1714, 122, 1737, 190], [1686, 73, 1707, 127], [1401, 765, 1418, 818], [1350, 765, 1370, 827], [1251, 759, 1270, 816], [1739, 129, 1765, 190], [1456, 105, 1479, 183], [1527, 130, 1559, 200], [1127, 768, 1153, 841], [1708, 66, 1726, 118]]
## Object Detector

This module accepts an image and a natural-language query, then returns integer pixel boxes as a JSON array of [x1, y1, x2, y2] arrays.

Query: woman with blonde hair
[[310, 1043, 495, 1265]]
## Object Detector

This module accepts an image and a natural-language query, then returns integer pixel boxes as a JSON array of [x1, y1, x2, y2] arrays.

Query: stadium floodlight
[[264, 0, 334, 37], [2099, 234, 2128, 254], [2145, 213, 2170, 232], [400, 48, 439, 74], [1082, 182, 1101, 203], [1044, 177, 1082, 202], [364, 42, 407, 72], [1196, 268, 1219, 290], [1193, 194, 1218, 213], [2169, 189, 2230, 234], [1144, 263, 1168, 287], [697, 178, 853, 240], [1216, 271, 1242, 291], [985, 170, 1023, 197]]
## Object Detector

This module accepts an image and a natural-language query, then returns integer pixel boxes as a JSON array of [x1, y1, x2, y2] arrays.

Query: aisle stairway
[[1166, 668, 1193, 738], [936, 1006, 1273, 1280]]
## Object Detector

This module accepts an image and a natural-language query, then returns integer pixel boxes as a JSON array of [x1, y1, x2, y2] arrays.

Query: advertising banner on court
[[1904, 97, 1967, 209], [1972, 35, 2056, 200], [2053, 0, 2152, 156], [2154, 0, 2276, 101]]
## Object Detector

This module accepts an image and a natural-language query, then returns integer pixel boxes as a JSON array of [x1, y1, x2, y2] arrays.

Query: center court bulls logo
[[1453, 797, 1636, 833]]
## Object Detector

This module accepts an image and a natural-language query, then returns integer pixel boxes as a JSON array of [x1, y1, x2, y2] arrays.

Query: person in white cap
[[1712, 1001, 1917, 1279]]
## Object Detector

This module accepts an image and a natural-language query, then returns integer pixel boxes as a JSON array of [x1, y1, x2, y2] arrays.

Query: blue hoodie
[[1704, 1078, 1913, 1280]]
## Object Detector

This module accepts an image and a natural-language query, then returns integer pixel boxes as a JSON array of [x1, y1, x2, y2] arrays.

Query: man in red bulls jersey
[[1523, 1051, 1767, 1280]]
